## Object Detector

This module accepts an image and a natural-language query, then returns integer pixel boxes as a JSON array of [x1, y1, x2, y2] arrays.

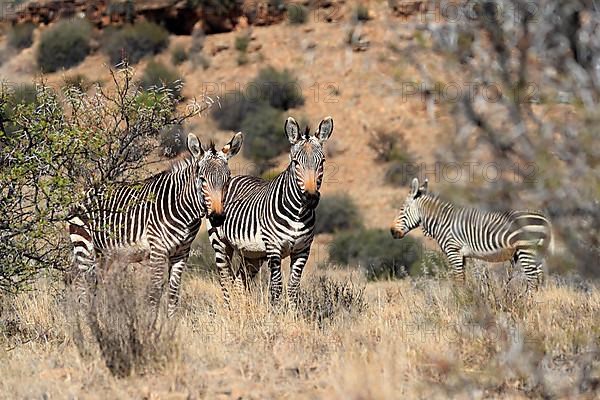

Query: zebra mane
[[165, 141, 219, 173], [167, 155, 195, 173], [208, 141, 217, 153], [303, 126, 310, 139]]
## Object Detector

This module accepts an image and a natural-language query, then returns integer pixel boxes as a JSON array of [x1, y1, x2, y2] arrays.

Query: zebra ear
[[285, 117, 301, 144], [187, 133, 204, 158], [315, 116, 334, 144], [410, 178, 419, 197], [222, 132, 243, 159]]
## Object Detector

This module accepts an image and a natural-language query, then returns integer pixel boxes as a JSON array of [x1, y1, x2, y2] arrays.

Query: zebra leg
[[516, 248, 542, 291], [148, 245, 169, 314], [69, 220, 98, 302], [210, 234, 235, 304], [234, 257, 263, 292], [167, 252, 188, 318], [73, 248, 98, 303], [287, 248, 310, 307], [266, 246, 284, 305], [445, 248, 466, 283]]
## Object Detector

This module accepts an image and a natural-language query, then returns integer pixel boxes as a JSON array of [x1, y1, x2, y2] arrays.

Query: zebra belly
[[229, 233, 267, 258], [460, 245, 514, 262], [97, 233, 151, 262]]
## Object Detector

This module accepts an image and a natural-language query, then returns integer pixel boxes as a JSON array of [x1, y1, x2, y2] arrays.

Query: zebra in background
[[69, 132, 243, 316], [390, 178, 553, 290], [208, 116, 334, 305]]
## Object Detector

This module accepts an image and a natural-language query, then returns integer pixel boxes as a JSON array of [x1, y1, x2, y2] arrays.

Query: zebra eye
[[201, 180, 209, 191]]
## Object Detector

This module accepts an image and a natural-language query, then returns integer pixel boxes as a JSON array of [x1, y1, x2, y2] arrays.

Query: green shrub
[[354, 4, 370, 21], [212, 92, 259, 131], [1, 83, 38, 136], [234, 34, 250, 52], [37, 19, 92, 72], [212, 66, 303, 131], [7, 83, 37, 107], [236, 52, 249, 66], [139, 61, 184, 99], [240, 104, 287, 172], [287, 4, 308, 24], [170, 44, 188, 65], [253, 66, 304, 110], [211, 66, 303, 171], [104, 21, 169, 65], [315, 194, 363, 234], [8, 23, 35, 50], [329, 229, 423, 281]]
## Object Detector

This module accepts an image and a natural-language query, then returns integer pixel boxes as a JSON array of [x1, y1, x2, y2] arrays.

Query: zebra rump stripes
[[208, 116, 334, 305], [69, 132, 243, 316], [390, 178, 553, 289]]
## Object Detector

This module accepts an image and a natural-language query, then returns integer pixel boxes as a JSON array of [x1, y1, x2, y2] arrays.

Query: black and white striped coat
[[69, 132, 243, 315], [208, 117, 333, 304], [391, 178, 553, 289]]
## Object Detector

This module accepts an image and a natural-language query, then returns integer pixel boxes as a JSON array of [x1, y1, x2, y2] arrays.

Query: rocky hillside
[[3, 0, 572, 271]]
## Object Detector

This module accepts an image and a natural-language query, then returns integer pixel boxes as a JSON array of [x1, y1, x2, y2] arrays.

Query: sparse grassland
[[1, 266, 598, 399]]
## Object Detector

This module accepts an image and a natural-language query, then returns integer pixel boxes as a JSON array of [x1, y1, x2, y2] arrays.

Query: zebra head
[[187, 132, 243, 227], [391, 177, 429, 239], [285, 116, 334, 209]]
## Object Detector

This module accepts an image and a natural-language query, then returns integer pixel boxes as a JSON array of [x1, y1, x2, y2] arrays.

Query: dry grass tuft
[[67, 265, 177, 378], [299, 273, 367, 328], [0, 266, 598, 398]]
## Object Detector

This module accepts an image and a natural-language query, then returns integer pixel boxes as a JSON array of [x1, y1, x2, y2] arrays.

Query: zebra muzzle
[[390, 227, 404, 239], [209, 212, 226, 227], [304, 192, 320, 208]]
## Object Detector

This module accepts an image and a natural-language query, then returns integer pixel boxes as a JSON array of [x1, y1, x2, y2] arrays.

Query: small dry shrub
[[314, 193, 363, 234], [69, 263, 177, 378], [37, 19, 92, 72], [452, 265, 531, 319], [8, 23, 35, 50], [103, 21, 169, 65], [368, 128, 413, 163], [369, 128, 419, 188], [299, 274, 367, 328], [354, 4, 370, 21], [287, 4, 308, 24], [170, 44, 188, 65], [63, 73, 92, 92]]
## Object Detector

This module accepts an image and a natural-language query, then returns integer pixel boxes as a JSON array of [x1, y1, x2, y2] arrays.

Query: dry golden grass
[[1, 267, 599, 399]]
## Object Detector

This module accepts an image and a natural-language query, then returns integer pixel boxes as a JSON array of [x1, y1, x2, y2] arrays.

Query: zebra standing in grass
[[207, 117, 334, 305], [69, 132, 243, 316], [390, 178, 553, 290]]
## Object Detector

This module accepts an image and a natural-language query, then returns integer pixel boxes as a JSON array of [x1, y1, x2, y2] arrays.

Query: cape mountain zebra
[[68, 132, 243, 316], [207, 117, 334, 304], [390, 178, 553, 290]]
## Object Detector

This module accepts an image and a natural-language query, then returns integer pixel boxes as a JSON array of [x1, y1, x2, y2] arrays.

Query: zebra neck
[[276, 164, 311, 217], [173, 163, 205, 219], [417, 195, 454, 238]]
